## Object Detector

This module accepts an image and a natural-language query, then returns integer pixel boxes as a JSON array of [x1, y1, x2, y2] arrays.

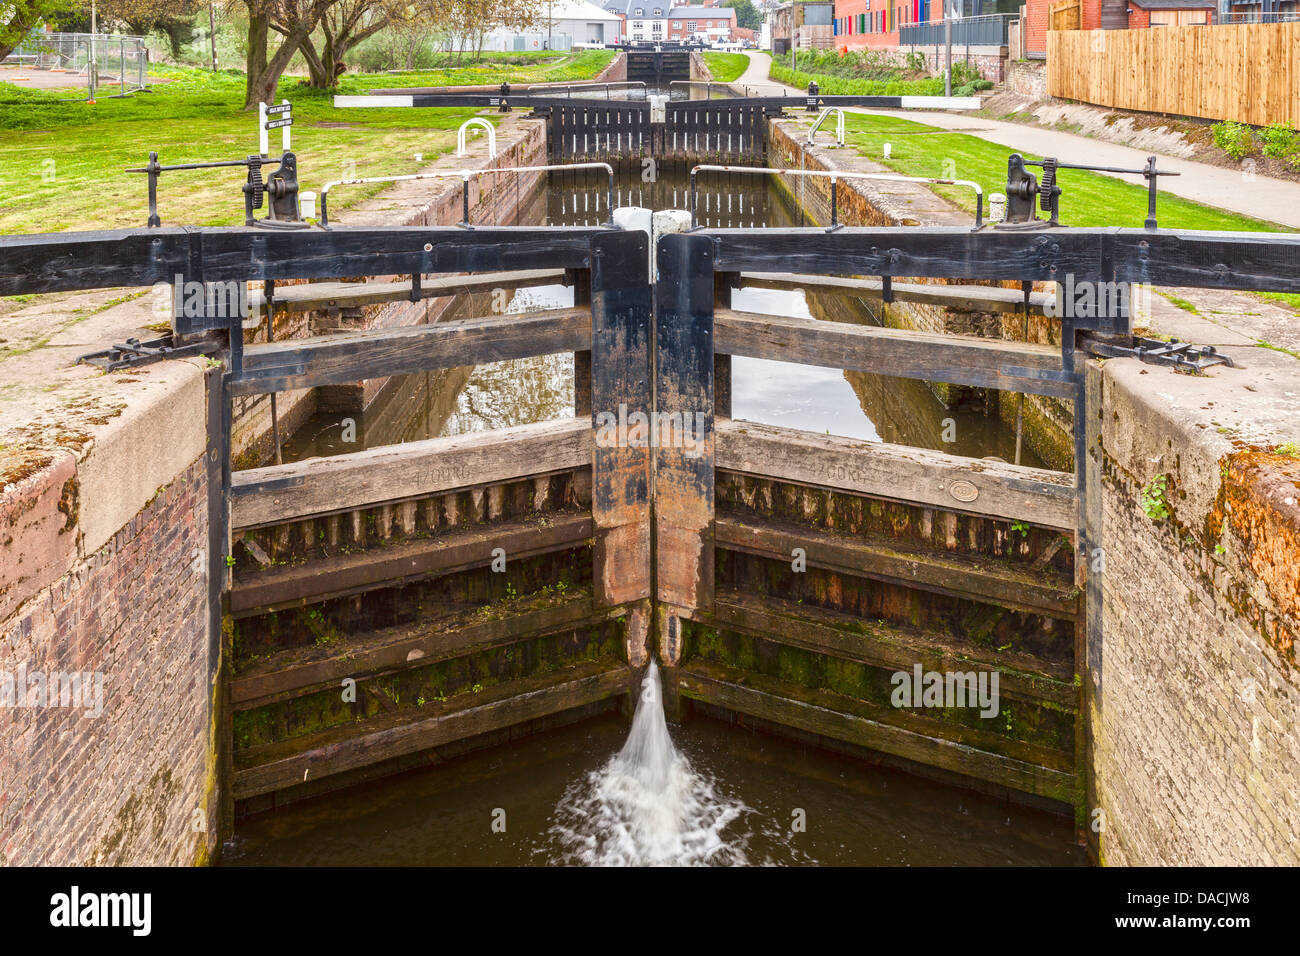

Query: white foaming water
[[544, 663, 753, 866]]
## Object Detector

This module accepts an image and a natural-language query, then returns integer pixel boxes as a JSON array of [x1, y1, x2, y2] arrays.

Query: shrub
[[1260, 123, 1298, 160], [1211, 120, 1254, 160], [905, 51, 926, 73]]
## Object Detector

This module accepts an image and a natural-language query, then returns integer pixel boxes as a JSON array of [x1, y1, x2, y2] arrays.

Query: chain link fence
[[2, 32, 149, 100]]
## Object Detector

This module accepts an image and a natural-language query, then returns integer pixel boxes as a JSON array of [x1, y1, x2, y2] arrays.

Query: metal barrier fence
[[899, 13, 1015, 47], [2, 32, 149, 100], [1218, 11, 1300, 22]]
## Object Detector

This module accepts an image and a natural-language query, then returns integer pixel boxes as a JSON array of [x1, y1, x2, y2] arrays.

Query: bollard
[[989, 192, 1007, 223]]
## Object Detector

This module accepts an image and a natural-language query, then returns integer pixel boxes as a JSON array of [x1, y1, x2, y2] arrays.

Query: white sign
[[258, 99, 292, 156]]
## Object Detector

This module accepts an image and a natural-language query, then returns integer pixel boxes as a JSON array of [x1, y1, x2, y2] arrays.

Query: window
[[652, 20, 663, 33], [635, 7, 643, 15], [653, 7, 662, 13], [687, 19, 696, 29]]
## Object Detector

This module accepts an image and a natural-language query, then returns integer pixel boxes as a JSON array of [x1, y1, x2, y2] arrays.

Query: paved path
[[735, 52, 1300, 229]]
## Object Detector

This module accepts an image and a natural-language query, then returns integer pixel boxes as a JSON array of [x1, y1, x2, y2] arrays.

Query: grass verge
[[841, 114, 1292, 232]]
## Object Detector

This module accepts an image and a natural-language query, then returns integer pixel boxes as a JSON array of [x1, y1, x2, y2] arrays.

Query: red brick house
[[667, 4, 739, 40]]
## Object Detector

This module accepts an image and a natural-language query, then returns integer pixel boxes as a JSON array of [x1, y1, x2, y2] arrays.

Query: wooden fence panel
[[1047, 23, 1300, 127]]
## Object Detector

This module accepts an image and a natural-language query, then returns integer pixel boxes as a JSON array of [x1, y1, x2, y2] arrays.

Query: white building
[[477, 0, 624, 51], [605, 0, 671, 44]]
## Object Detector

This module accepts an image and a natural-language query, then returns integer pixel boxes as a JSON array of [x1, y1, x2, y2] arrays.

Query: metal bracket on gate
[[78, 335, 221, 372], [1080, 334, 1235, 374]]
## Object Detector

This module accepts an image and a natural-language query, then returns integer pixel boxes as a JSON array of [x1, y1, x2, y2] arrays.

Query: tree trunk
[[243, 11, 313, 108], [301, 37, 330, 87]]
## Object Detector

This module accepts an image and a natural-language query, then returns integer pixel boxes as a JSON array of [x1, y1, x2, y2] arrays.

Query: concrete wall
[[1088, 355, 1300, 865]]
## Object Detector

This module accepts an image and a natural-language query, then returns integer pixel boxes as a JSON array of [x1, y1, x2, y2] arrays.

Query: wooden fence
[[1048, 23, 1300, 128], [1049, 0, 1080, 31]]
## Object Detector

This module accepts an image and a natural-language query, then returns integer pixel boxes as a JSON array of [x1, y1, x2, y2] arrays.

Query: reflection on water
[[226, 710, 1085, 867]]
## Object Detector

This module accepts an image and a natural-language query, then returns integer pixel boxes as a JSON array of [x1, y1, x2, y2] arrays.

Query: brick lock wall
[[1092, 462, 1300, 864], [0, 455, 215, 866], [1090, 364, 1300, 866]]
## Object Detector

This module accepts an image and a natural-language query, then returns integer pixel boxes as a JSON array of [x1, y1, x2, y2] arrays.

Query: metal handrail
[[668, 80, 734, 99], [689, 164, 984, 229], [524, 81, 647, 99], [808, 107, 846, 146], [318, 162, 616, 227]]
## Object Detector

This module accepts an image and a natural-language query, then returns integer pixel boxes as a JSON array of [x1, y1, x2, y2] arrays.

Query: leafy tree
[[724, 0, 760, 31], [95, 0, 203, 59], [0, 0, 75, 62]]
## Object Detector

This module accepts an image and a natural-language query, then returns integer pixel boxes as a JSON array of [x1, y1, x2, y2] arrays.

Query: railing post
[[589, 229, 653, 669], [653, 232, 715, 685]]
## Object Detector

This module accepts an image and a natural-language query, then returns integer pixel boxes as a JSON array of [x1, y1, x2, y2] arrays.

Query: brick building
[[1021, 0, 1217, 57], [667, 4, 740, 40], [832, 0, 943, 50]]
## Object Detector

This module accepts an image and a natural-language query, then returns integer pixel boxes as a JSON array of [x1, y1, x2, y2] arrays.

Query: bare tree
[[298, 0, 404, 88], [243, 0, 335, 108]]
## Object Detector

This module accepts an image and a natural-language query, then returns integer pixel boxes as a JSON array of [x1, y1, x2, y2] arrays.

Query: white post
[[281, 99, 291, 151], [258, 101, 269, 157]]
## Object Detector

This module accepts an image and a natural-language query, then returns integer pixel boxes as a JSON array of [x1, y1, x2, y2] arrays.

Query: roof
[[605, 0, 671, 15], [668, 5, 737, 17], [1128, 0, 1216, 7], [548, 0, 624, 19]]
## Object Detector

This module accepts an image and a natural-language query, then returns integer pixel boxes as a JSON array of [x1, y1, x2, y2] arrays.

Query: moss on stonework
[[84, 765, 181, 866]]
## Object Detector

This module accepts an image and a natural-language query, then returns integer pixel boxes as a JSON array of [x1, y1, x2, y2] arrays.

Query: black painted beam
[[0, 226, 610, 297], [703, 227, 1300, 299]]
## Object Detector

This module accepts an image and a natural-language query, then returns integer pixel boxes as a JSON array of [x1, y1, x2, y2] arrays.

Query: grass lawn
[[0, 53, 615, 234], [841, 114, 1291, 233], [701, 52, 748, 84]]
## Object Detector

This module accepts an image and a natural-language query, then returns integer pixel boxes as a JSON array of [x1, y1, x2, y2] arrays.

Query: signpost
[[258, 100, 293, 157]]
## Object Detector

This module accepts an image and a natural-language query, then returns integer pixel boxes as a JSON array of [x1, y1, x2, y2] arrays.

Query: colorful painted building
[[832, 0, 943, 50]]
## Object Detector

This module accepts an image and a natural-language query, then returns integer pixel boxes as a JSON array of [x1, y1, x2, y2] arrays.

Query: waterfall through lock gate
[[541, 663, 784, 866]]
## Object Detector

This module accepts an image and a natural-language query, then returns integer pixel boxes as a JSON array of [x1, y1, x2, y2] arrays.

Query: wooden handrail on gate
[[228, 305, 592, 397]]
